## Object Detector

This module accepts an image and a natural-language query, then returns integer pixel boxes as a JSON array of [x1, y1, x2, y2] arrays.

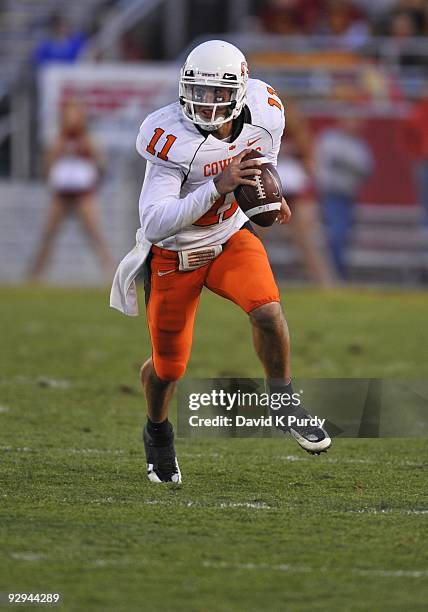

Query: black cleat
[[283, 404, 331, 455], [268, 380, 331, 455], [143, 423, 182, 483]]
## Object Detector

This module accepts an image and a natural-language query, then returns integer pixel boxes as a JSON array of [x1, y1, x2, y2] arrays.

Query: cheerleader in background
[[30, 100, 113, 281]]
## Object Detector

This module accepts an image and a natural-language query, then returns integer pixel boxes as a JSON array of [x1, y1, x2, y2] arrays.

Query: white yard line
[[0, 446, 124, 455], [144, 500, 272, 510], [346, 509, 428, 515], [203, 561, 311, 573], [0, 376, 72, 388], [276, 455, 427, 467], [10, 552, 46, 561], [1, 447, 425, 469], [53, 497, 274, 510], [10, 553, 427, 579], [202, 561, 428, 578], [75, 498, 426, 515], [354, 569, 428, 578], [219, 502, 272, 509]]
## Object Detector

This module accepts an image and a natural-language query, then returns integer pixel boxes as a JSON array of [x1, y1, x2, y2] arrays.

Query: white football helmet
[[179, 40, 249, 132]]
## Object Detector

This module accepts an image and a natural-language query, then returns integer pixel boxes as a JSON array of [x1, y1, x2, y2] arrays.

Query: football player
[[110, 40, 331, 483]]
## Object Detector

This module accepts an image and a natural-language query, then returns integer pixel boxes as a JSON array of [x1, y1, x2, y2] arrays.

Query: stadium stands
[[266, 204, 428, 285], [0, 0, 427, 286]]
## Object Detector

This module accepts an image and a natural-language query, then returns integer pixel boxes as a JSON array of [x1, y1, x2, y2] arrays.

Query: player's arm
[[137, 114, 225, 243], [261, 85, 288, 222], [139, 161, 219, 243], [263, 86, 285, 167], [139, 152, 260, 243]]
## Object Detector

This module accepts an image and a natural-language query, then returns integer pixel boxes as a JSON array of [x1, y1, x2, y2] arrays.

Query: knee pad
[[153, 357, 187, 382]]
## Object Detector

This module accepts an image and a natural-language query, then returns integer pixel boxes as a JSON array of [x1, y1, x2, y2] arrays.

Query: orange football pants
[[144, 227, 280, 381]]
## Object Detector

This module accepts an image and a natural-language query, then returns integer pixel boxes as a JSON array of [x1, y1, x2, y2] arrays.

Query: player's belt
[[178, 245, 222, 271], [151, 244, 222, 272]]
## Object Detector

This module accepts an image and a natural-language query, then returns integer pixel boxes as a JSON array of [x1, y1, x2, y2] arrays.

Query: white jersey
[[110, 79, 284, 316], [136, 78, 285, 250]]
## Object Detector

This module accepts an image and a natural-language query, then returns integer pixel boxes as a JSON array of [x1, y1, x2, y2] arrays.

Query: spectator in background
[[388, 8, 425, 67], [390, 10, 416, 38], [315, 115, 374, 279], [397, 0, 427, 35], [258, 0, 323, 35], [401, 95, 428, 232], [32, 14, 86, 67], [257, 0, 369, 43], [322, 0, 370, 49], [259, 0, 301, 34], [30, 100, 113, 282], [352, 0, 397, 22], [276, 101, 336, 286]]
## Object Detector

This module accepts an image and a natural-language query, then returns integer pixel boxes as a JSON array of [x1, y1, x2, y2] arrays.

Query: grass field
[[1, 286, 427, 611]]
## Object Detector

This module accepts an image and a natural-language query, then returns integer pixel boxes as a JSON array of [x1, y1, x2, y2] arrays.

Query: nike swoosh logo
[[247, 137, 261, 147], [157, 269, 175, 276]]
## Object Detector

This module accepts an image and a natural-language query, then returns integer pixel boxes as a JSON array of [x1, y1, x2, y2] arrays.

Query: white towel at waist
[[110, 228, 151, 316]]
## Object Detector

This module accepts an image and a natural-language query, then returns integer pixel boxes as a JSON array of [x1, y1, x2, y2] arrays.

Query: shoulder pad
[[136, 102, 205, 172], [246, 78, 285, 141]]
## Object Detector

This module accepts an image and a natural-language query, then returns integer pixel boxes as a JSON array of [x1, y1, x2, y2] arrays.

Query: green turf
[[0, 286, 427, 611]]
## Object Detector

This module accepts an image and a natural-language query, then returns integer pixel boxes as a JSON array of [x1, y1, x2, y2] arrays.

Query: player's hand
[[213, 148, 262, 195], [276, 197, 291, 224]]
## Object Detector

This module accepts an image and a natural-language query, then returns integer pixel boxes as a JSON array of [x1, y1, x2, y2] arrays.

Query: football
[[234, 150, 283, 227]]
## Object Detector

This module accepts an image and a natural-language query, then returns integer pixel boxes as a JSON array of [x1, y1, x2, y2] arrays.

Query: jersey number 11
[[146, 128, 177, 161]]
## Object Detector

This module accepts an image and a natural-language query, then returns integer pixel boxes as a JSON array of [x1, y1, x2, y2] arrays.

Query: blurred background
[[1, 0, 428, 287]]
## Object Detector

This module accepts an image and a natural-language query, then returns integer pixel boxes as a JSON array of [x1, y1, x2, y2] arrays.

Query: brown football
[[234, 150, 283, 227]]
